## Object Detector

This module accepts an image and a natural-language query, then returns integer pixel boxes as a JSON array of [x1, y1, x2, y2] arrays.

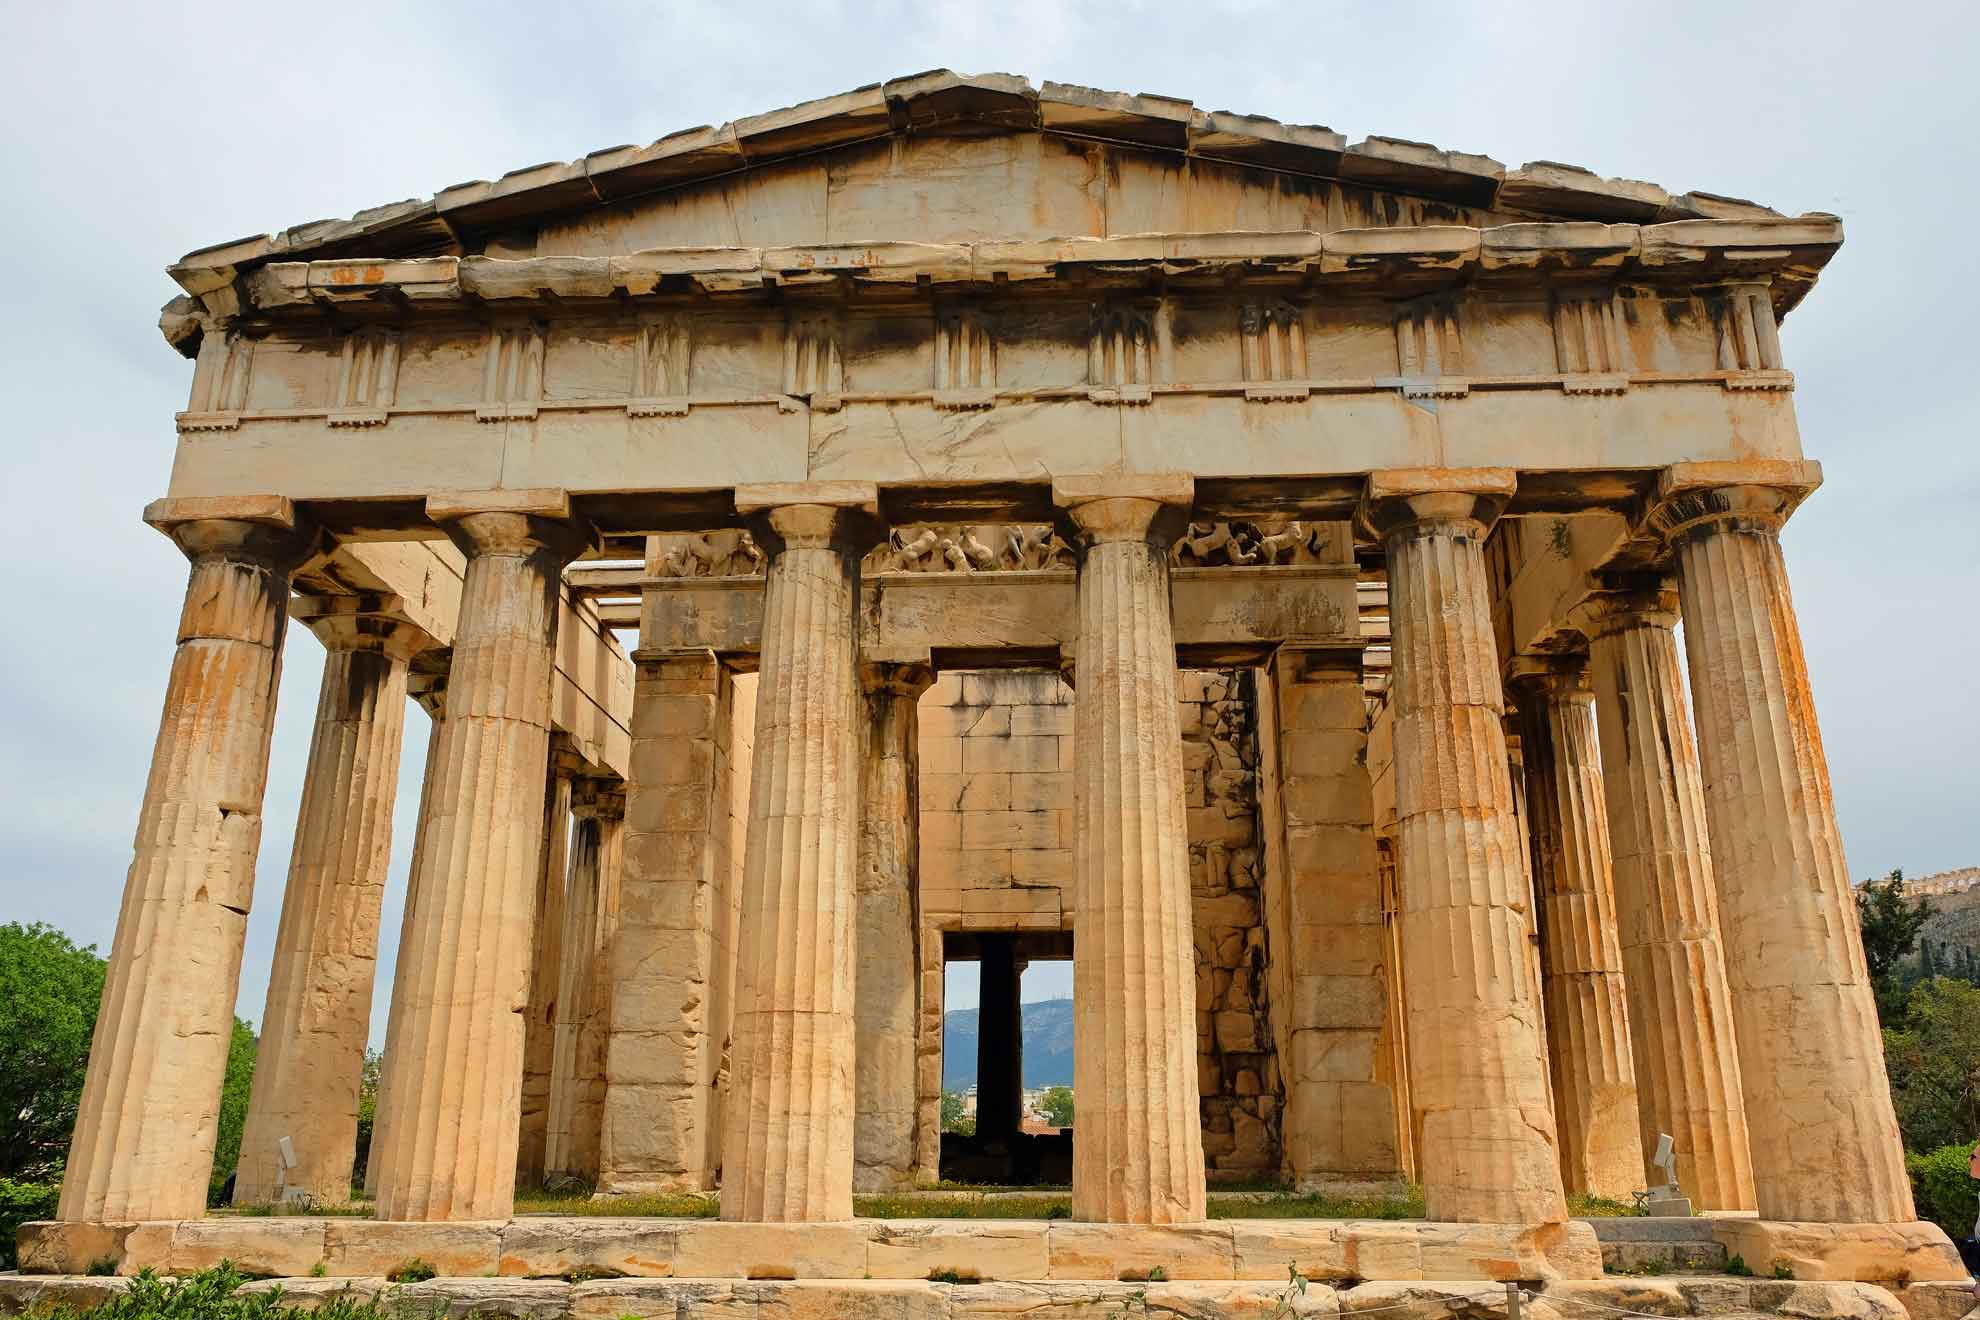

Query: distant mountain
[[943, 998, 1073, 1090]]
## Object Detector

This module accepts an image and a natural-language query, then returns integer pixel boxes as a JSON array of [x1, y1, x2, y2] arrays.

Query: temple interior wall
[[915, 666, 1359, 1181]]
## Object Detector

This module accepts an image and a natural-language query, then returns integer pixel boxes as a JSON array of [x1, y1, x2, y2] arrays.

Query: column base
[[1710, 1219, 1968, 1284]]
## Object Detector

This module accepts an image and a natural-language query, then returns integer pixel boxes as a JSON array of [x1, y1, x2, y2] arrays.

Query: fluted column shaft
[[518, 748, 575, 1187], [235, 602, 422, 1205], [372, 499, 591, 1221], [1658, 479, 1911, 1223], [363, 667, 448, 1201], [720, 497, 868, 1222], [61, 504, 317, 1222], [1585, 588, 1755, 1210], [1365, 474, 1567, 1225], [854, 662, 933, 1192], [545, 812, 600, 1179], [1059, 475, 1206, 1225], [1510, 665, 1644, 1201], [547, 779, 623, 1182]]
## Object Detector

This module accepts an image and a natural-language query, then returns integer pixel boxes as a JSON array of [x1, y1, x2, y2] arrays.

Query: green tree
[[352, 1048, 383, 1191], [208, 1018, 258, 1204], [0, 922, 106, 1178], [1883, 977, 1980, 1153], [1857, 869, 1931, 1022], [940, 1091, 975, 1137], [1039, 1085, 1074, 1128]]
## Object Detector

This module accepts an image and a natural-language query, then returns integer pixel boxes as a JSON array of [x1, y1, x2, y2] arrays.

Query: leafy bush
[[1907, 1141, 1979, 1238], [208, 1020, 258, 1206], [20, 1263, 414, 1318], [1, 1176, 61, 1268]]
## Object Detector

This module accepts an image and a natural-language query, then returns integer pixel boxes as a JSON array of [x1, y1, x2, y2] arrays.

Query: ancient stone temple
[[21, 72, 1968, 1310]]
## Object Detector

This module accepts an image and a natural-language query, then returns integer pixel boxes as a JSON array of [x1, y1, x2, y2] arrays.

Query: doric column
[[234, 598, 425, 1205], [547, 777, 624, 1183], [976, 936, 1025, 1145], [602, 650, 738, 1195], [1650, 462, 1910, 1223], [1582, 583, 1755, 1210], [362, 654, 448, 1201], [371, 490, 593, 1222], [60, 496, 318, 1222], [517, 740, 578, 1188], [1055, 474, 1206, 1225], [855, 661, 934, 1192], [720, 484, 875, 1222], [1359, 469, 1567, 1225], [1507, 661, 1644, 1201]]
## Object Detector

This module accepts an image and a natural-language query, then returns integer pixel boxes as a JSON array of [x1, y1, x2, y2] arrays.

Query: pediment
[[169, 71, 1804, 291]]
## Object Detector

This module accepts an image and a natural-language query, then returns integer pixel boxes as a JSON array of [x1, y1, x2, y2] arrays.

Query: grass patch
[[855, 1193, 1072, 1218], [222, 1202, 375, 1218], [513, 1191, 718, 1218], [1207, 1188, 1425, 1220], [1568, 1192, 1646, 1218]]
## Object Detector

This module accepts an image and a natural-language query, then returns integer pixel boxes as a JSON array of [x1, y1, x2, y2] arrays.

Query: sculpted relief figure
[[1007, 524, 1075, 570], [652, 530, 766, 578], [1172, 520, 1334, 567], [1174, 522, 1259, 566], [866, 523, 1072, 574]]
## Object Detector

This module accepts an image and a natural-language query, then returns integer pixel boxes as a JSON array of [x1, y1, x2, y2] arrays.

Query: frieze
[[648, 530, 765, 579], [1171, 521, 1346, 568], [864, 524, 1074, 575]]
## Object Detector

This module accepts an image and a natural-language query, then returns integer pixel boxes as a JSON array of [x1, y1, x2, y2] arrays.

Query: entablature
[[162, 221, 1827, 508]]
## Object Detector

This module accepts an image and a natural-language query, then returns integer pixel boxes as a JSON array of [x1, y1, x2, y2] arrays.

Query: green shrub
[[386, 1257, 436, 1283], [0, 1176, 61, 1268], [1907, 1141, 1979, 1237], [18, 1263, 437, 1318]]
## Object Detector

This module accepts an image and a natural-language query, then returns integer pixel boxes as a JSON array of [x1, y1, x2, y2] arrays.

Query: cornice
[[180, 218, 1838, 336]]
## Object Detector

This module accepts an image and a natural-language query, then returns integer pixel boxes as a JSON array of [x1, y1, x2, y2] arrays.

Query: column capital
[[548, 730, 588, 779], [735, 481, 880, 555], [1357, 467, 1515, 542], [144, 494, 322, 572], [408, 648, 451, 720], [860, 660, 935, 698], [570, 776, 626, 822], [1051, 473, 1193, 546], [1642, 460, 1822, 547], [426, 489, 597, 562], [291, 595, 434, 662], [1503, 653, 1593, 703], [1572, 575, 1682, 639]]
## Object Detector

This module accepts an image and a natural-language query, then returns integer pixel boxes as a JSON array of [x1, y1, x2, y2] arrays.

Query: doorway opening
[[938, 930, 1072, 1184]]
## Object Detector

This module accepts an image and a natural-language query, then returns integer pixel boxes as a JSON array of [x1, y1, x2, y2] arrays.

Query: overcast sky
[[3, 1, 1975, 1043]]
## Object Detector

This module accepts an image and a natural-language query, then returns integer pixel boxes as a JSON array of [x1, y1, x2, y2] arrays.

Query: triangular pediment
[[170, 71, 1798, 286]]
